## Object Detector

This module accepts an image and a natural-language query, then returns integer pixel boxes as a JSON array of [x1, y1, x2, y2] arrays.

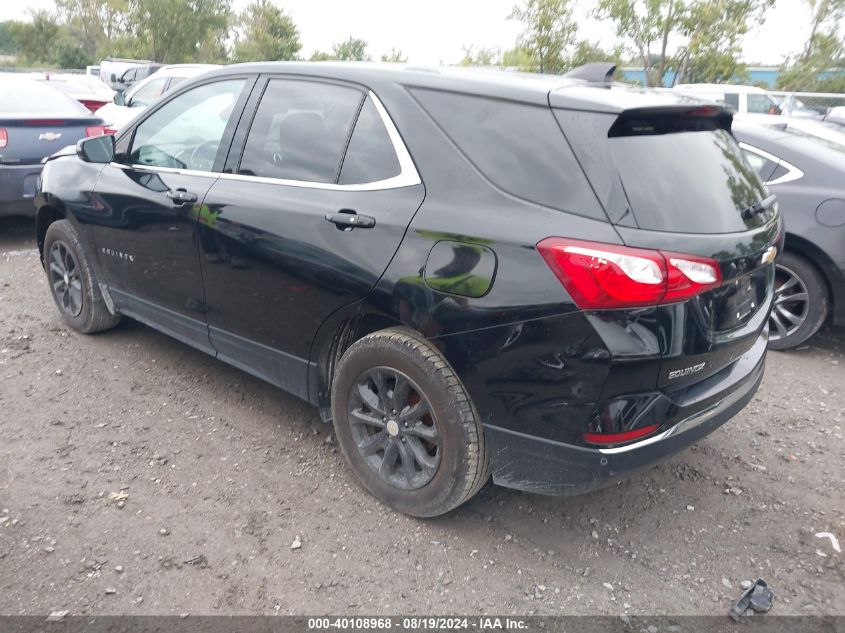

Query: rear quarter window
[[409, 88, 605, 220]]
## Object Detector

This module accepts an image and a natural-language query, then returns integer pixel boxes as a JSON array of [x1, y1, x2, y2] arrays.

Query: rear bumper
[[0, 164, 41, 217], [485, 331, 767, 496]]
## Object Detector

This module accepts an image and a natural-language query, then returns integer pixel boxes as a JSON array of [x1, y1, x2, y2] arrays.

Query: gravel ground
[[1, 216, 843, 617]]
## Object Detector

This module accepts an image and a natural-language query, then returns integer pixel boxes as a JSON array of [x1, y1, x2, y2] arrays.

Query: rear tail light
[[85, 126, 107, 137], [584, 423, 660, 445], [0, 128, 7, 149], [79, 100, 107, 113], [537, 237, 722, 309]]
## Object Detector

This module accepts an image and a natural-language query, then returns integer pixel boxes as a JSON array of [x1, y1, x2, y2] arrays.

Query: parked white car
[[673, 83, 781, 115], [95, 64, 220, 132]]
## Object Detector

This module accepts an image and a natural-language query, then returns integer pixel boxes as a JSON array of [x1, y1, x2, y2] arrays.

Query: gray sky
[[0, 0, 817, 66]]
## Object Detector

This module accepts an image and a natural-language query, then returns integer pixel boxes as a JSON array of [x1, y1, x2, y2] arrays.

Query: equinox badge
[[668, 362, 706, 380]]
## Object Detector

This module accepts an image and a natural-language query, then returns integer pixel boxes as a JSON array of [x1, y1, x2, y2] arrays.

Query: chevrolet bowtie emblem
[[39, 132, 62, 141]]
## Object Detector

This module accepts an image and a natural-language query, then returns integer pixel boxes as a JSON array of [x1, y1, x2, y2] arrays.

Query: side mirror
[[113, 91, 125, 106], [77, 135, 115, 164]]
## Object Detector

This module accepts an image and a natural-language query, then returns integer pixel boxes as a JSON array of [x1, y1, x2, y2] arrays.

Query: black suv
[[35, 62, 781, 517]]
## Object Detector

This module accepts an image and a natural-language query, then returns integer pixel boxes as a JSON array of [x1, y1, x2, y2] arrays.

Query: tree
[[460, 45, 500, 66], [501, 46, 535, 70], [309, 50, 335, 61], [9, 10, 62, 64], [777, 0, 845, 90], [595, 0, 685, 87], [51, 41, 94, 68], [128, 0, 232, 63], [380, 48, 408, 63], [509, 0, 576, 73], [233, 0, 300, 62], [332, 37, 370, 61], [569, 40, 624, 69], [674, 0, 773, 84], [55, 0, 129, 61], [0, 22, 19, 55]]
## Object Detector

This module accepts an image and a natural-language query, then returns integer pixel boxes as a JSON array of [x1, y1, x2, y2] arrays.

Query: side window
[[128, 79, 245, 172], [740, 148, 778, 182], [747, 94, 778, 114], [412, 88, 605, 218], [338, 96, 401, 184], [129, 76, 168, 108], [238, 79, 363, 183], [723, 93, 740, 112]]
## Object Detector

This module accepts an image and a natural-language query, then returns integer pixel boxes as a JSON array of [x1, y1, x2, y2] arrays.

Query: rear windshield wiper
[[741, 195, 776, 219]]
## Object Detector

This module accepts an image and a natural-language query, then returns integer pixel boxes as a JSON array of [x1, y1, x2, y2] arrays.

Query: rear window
[[609, 127, 769, 233], [338, 96, 401, 185], [0, 80, 88, 115], [410, 88, 605, 220]]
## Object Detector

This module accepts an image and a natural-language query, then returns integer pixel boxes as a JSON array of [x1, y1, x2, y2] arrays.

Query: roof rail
[[563, 62, 616, 84]]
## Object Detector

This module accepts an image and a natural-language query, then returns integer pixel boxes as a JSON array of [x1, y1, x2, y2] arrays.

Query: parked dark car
[[733, 121, 845, 349], [0, 76, 106, 217], [34, 63, 781, 516]]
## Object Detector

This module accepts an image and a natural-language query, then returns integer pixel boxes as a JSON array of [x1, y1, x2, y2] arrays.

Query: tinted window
[[129, 79, 245, 171], [129, 77, 168, 108], [610, 129, 769, 233], [0, 80, 88, 115], [338, 96, 401, 184], [411, 88, 605, 219], [723, 93, 739, 111], [239, 79, 363, 183]]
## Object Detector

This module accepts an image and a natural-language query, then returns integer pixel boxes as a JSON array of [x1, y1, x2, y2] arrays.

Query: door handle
[[166, 189, 198, 205], [325, 210, 375, 229]]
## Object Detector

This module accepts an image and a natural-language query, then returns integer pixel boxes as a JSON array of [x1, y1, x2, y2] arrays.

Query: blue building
[[619, 66, 838, 88]]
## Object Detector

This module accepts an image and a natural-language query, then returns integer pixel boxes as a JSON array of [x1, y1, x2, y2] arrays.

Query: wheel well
[[316, 312, 401, 422], [782, 234, 835, 316], [35, 206, 65, 261]]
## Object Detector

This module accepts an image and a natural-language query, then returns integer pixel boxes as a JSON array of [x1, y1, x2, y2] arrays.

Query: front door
[[89, 78, 250, 351], [197, 78, 424, 400]]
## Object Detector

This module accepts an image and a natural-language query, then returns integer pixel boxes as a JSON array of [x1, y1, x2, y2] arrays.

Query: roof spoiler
[[564, 62, 617, 84]]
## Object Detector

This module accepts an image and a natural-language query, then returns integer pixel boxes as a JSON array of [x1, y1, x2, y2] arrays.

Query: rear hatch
[[551, 93, 780, 387], [0, 117, 105, 165]]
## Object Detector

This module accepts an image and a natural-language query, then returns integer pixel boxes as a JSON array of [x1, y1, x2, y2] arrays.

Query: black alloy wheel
[[48, 240, 83, 318], [347, 367, 441, 490]]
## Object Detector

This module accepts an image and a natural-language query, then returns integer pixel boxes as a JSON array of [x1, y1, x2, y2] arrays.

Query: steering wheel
[[173, 140, 220, 171]]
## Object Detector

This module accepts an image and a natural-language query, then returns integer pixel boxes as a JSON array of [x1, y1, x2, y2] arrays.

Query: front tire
[[331, 327, 490, 517], [768, 251, 828, 350], [43, 220, 120, 334]]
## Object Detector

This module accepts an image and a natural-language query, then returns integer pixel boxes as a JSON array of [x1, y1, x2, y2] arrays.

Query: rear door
[[554, 105, 779, 388], [197, 76, 424, 400]]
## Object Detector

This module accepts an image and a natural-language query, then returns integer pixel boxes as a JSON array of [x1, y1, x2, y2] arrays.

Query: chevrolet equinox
[[35, 62, 781, 516]]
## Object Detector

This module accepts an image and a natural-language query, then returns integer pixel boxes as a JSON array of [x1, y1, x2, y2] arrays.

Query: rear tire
[[331, 327, 490, 517], [768, 251, 828, 350], [43, 220, 120, 334]]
